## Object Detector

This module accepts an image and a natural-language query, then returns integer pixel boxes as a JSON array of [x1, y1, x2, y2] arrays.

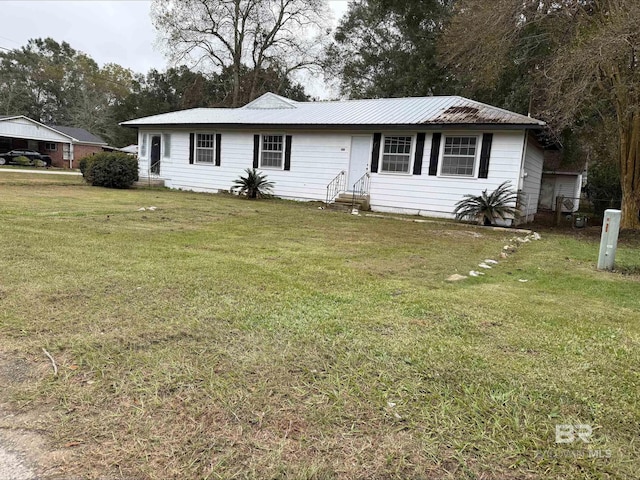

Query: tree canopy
[[0, 37, 311, 148], [151, 0, 329, 106], [440, 0, 564, 114], [439, 0, 640, 228], [326, 0, 454, 99], [0, 38, 132, 127]]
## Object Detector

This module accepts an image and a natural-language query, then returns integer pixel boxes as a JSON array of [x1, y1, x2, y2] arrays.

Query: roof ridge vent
[[243, 92, 298, 110]]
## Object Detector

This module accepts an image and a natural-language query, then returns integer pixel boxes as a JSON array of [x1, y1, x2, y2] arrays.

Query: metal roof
[[121, 144, 138, 154], [121, 93, 545, 129], [48, 125, 106, 145]]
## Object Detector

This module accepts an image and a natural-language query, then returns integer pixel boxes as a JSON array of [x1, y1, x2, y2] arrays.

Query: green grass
[[0, 172, 638, 479]]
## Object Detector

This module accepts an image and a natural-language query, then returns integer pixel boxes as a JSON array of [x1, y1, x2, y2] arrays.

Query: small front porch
[[325, 169, 371, 211], [136, 133, 165, 187]]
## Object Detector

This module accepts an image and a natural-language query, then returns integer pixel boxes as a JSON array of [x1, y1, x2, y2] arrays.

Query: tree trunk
[[232, 64, 240, 107], [231, 0, 242, 108], [249, 58, 262, 103], [618, 110, 640, 230], [620, 190, 640, 229]]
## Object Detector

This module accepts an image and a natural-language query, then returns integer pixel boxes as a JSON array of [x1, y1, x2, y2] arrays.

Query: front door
[[348, 136, 371, 190], [150, 135, 161, 174]]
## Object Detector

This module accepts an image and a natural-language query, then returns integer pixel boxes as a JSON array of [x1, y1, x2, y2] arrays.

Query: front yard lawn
[[0, 173, 638, 479]]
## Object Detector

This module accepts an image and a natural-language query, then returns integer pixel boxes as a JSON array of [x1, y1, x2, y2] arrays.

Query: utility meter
[[597, 209, 621, 270]]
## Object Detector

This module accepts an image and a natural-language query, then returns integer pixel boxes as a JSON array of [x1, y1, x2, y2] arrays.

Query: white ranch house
[[122, 93, 545, 223]]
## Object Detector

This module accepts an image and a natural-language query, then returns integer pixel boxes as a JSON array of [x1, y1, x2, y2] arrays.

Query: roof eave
[[1, 115, 77, 141], [543, 170, 583, 176], [74, 140, 108, 146], [122, 122, 545, 130]]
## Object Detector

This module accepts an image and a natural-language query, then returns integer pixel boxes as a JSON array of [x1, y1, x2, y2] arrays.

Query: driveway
[[0, 355, 70, 479], [0, 168, 81, 176], [0, 437, 37, 480]]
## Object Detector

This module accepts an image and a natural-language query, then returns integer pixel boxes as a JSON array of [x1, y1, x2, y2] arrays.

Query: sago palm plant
[[232, 168, 274, 199], [453, 181, 521, 226]]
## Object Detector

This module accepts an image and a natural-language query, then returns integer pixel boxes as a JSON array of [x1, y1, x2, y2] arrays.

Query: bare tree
[[152, 0, 330, 107], [441, 0, 640, 229], [440, 0, 578, 112], [544, 1, 640, 229]]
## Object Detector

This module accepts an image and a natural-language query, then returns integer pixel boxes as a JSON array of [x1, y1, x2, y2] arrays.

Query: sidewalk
[[0, 168, 81, 176]]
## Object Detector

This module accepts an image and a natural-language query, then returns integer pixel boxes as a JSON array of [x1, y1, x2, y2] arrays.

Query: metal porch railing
[[351, 172, 371, 210], [325, 170, 346, 205]]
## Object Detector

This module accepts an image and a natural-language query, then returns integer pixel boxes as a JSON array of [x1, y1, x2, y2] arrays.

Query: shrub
[[79, 156, 99, 183], [79, 155, 96, 176], [83, 152, 139, 189], [232, 168, 274, 199], [15, 156, 31, 166], [585, 161, 621, 216], [453, 181, 521, 226]]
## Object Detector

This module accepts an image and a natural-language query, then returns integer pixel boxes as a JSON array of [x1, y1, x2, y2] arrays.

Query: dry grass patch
[[0, 173, 638, 479]]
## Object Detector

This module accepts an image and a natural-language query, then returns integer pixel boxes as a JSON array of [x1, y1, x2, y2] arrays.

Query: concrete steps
[[329, 193, 370, 211], [134, 177, 165, 188]]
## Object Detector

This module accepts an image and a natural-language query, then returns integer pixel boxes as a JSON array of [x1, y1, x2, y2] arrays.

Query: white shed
[[539, 171, 583, 212]]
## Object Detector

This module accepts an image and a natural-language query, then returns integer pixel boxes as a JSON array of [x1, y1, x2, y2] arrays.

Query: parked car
[[0, 149, 52, 167]]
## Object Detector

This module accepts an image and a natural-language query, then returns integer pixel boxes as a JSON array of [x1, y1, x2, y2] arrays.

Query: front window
[[195, 133, 215, 163], [261, 134, 283, 168], [44, 142, 57, 151], [381, 136, 412, 173], [63, 144, 71, 160], [441, 136, 478, 176], [163, 133, 171, 158], [140, 134, 148, 157]]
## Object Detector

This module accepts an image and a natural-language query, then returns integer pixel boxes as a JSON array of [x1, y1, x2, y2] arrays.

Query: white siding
[[539, 174, 582, 212], [370, 131, 525, 219], [554, 175, 582, 212], [256, 133, 351, 200], [165, 131, 251, 193], [141, 129, 351, 198], [0, 118, 71, 143], [139, 128, 535, 221], [521, 136, 544, 221], [137, 131, 150, 176]]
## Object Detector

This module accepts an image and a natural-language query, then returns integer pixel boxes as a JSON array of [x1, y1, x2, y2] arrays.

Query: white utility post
[[597, 209, 622, 270]]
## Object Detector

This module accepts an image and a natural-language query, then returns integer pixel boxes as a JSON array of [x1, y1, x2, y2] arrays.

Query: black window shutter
[[479, 133, 493, 179], [284, 135, 292, 171], [370, 133, 381, 173], [215, 133, 221, 166], [253, 134, 260, 168], [428, 133, 441, 176], [189, 133, 195, 164], [413, 132, 426, 175]]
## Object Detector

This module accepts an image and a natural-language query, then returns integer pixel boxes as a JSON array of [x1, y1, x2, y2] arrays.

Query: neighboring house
[[46, 125, 107, 168], [0, 115, 106, 168], [121, 93, 546, 223]]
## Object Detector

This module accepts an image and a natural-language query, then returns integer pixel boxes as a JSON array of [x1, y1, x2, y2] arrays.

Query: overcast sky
[[0, 0, 349, 98]]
